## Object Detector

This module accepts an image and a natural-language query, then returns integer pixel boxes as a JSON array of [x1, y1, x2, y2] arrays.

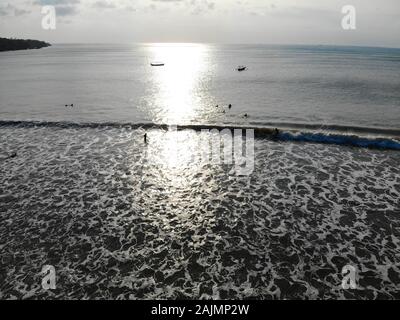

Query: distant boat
[[151, 62, 165, 67], [237, 66, 247, 71]]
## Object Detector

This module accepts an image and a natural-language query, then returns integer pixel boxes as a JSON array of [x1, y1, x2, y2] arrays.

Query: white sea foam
[[0, 126, 399, 299]]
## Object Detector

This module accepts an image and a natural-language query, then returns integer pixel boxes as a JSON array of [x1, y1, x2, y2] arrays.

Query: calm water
[[0, 43, 400, 129]]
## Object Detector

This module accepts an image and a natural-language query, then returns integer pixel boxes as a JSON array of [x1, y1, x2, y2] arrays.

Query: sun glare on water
[[146, 43, 210, 124]]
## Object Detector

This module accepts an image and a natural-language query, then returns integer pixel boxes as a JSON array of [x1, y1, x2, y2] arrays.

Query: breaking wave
[[0, 119, 399, 151], [276, 131, 400, 150]]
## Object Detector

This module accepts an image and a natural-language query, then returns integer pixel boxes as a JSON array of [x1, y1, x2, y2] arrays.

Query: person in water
[[144, 133, 148, 144], [228, 104, 232, 109], [244, 113, 248, 118]]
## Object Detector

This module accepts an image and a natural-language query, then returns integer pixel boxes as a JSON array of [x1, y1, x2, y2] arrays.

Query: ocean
[[1, 43, 400, 129], [0, 44, 399, 299]]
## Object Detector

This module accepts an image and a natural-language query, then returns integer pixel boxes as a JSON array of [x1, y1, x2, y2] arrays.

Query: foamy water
[[1, 125, 399, 299]]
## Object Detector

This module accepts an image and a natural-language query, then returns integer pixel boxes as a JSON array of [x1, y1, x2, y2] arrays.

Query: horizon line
[[45, 42, 400, 50]]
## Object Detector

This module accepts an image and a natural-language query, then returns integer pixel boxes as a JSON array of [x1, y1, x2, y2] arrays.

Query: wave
[[0, 120, 160, 130], [276, 131, 400, 150], [1, 119, 400, 151]]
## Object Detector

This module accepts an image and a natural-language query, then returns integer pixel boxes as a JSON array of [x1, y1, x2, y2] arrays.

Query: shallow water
[[1, 126, 399, 299]]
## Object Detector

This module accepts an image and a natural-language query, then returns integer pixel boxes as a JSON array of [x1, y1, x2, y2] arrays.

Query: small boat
[[237, 66, 247, 71], [151, 62, 165, 67]]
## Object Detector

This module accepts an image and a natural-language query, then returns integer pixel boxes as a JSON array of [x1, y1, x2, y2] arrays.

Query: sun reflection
[[145, 43, 210, 124], [144, 128, 206, 190], [137, 44, 219, 194]]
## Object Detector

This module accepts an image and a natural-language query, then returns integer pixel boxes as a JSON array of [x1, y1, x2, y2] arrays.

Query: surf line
[[151, 304, 185, 318], [175, 125, 400, 150]]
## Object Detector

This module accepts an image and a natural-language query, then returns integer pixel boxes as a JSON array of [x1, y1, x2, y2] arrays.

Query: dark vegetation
[[0, 37, 51, 52]]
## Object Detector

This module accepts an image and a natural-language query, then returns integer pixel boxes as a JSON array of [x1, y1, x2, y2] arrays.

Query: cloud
[[92, 1, 116, 9], [14, 8, 31, 16], [0, 3, 11, 16], [189, 0, 215, 15], [0, 3, 31, 16], [33, 0, 80, 16], [33, 0, 80, 4], [56, 5, 78, 16]]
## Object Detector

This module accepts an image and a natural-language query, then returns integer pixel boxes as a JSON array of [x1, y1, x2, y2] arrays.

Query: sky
[[0, 0, 399, 47]]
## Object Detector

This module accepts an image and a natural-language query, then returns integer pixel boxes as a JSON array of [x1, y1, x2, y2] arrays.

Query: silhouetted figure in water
[[228, 104, 232, 109], [272, 128, 280, 139], [144, 133, 148, 144], [71, 104, 74, 107], [65, 104, 68, 107], [215, 105, 219, 108], [244, 113, 248, 118]]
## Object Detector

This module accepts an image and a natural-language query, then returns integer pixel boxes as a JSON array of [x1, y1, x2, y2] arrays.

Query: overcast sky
[[0, 0, 399, 47]]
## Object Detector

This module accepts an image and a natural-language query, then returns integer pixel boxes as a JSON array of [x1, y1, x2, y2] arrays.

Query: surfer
[[272, 128, 280, 139], [244, 113, 248, 118], [144, 133, 148, 144], [228, 104, 232, 109]]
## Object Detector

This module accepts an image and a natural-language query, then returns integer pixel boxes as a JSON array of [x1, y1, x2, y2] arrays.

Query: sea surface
[[0, 43, 400, 130], [0, 44, 399, 299]]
